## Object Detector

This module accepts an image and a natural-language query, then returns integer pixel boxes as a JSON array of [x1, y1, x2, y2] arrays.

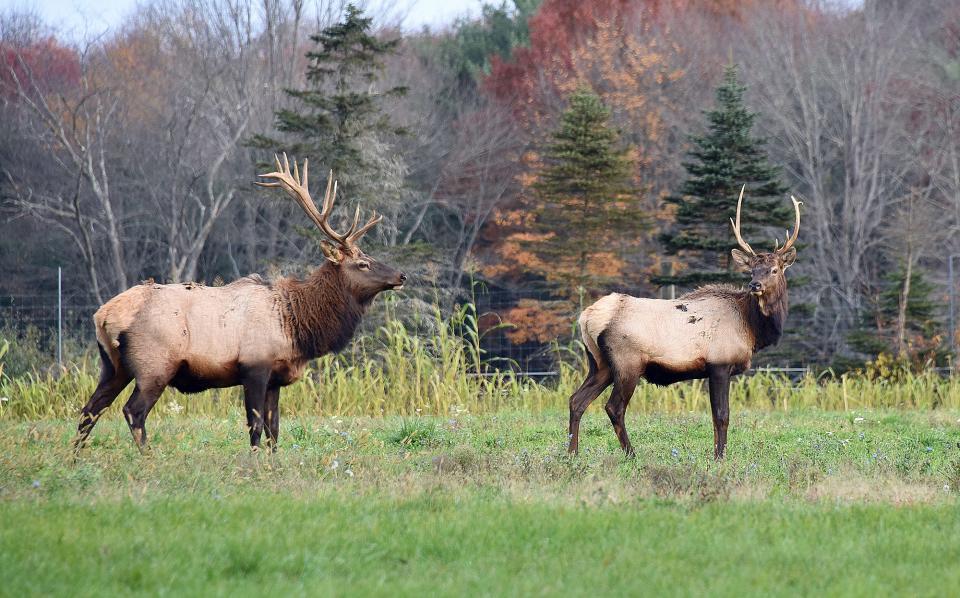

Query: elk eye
[[771, 267, 778, 274], [358, 261, 370, 271]]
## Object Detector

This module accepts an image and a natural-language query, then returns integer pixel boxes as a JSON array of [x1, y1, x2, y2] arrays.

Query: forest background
[[2, 0, 959, 371]]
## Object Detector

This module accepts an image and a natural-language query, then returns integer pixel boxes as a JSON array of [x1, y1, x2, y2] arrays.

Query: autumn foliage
[[0, 38, 80, 97]]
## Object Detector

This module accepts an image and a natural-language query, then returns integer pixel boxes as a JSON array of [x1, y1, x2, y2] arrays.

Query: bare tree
[[2, 33, 130, 302], [122, 0, 263, 283], [743, 2, 926, 354], [437, 103, 521, 291]]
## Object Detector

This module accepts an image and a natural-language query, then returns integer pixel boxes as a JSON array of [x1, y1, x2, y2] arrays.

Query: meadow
[[3, 314, 960, 595]]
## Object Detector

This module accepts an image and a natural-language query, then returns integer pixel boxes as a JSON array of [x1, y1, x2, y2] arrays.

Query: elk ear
[[731, 249, 753, 272], [319, 240, 344, 264], [780, 247, 797, 269]]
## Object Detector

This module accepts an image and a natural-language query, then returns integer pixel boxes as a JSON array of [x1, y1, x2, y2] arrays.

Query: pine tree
[[653, 64, 789, 288], [849, 266, 942, 358], [525, 87, 638, 294], [251, 4, 406, 194]]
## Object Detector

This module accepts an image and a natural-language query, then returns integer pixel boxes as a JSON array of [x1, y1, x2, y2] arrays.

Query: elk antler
[[255, 153, 381, 249], [776, 196, 802, 254], [730, 185, 756, 256]]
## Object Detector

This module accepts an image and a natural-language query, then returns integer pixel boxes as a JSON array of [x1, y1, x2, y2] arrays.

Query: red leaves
[[484, 0, 646, 123], [0, 38, 80, 98]]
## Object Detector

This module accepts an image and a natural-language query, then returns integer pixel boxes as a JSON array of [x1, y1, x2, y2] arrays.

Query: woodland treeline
[[1, 0, 959, 368]]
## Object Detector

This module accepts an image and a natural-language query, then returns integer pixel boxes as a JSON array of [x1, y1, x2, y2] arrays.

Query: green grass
[[5, 308, 960, 595], [4, 496, 960, 596], [2, 410, 960, 595]]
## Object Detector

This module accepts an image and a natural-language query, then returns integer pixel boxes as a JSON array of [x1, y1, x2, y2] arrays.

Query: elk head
[[255, 154, 406, 301], [729, 185, 801, 314]]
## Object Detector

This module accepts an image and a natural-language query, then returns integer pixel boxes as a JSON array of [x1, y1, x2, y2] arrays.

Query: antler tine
[[346, 211, 383, 246], [256, 157, 383, 249], [321, 170, 335, 215], [778, 196, 802, 254], [256, 155, 348, 246], [729, 184, 756, 256], [344, 205, 361, 238]]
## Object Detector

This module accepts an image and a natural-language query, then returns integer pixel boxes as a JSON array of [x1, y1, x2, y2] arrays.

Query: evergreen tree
[[446, 0, 540, 86], [849, 266, 942, 358], [251, 4, 406, 196], [653, 64, 789, 288], [525, 87, 638, 294]]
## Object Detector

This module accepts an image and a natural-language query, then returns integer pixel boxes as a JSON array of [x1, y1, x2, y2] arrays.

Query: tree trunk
[[896, 255, 913, 358]]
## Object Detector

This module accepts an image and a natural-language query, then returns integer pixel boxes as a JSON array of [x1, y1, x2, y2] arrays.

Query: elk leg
[[605, 373, 639, 457], [263, 386, 281, 453], [75, 367, 132, 452], [568, 354, 612, 453], [242, 374, 269, 450], [122, 380, 166, 454], [707, 365, 731, 460]]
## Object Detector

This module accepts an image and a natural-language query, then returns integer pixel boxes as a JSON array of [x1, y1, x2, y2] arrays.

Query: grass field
[[4, 315, 960, 595], [3, 407, 960, 595]]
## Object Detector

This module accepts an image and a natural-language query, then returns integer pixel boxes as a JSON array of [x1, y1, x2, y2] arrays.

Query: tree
[[743, 3, 925, 357], [122, 0, 261, 283], [2, 36, 130, 303], [849, 266, 942, 361], [523, 87, 638, 294], [251, 3, 407, 210], [654, 64, 788, 288], [443, 0, 540, 88]]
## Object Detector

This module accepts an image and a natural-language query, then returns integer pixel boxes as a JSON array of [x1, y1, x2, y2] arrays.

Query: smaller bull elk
[[75, 154, 406, 453], [569, 187, 801, 459]]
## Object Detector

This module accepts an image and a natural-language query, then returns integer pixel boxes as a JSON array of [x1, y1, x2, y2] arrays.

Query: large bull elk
[[75, 155, 406, 453], [569, 188, 801, 459]]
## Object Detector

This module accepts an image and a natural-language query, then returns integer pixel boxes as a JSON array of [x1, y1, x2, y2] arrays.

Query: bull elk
[[74, 155, 406, 453], [569, 187, 801, 459]]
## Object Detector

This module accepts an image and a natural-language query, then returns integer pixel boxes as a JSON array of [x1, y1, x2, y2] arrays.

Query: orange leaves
[[503, 298, 573, 344], [101, 28, 171, 126], [480, 228, 551, 279]]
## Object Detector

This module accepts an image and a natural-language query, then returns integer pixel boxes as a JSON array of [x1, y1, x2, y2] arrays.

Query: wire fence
[[1, 273, 954, 376]]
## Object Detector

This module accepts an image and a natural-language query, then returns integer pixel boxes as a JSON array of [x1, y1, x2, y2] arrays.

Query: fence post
[[951, 255, 958, 370], [57, 266, 62, 371]]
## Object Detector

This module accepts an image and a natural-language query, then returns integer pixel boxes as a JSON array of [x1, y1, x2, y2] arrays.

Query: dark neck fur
[[279, 263, 366, 359], [740, 287, 788, 351]]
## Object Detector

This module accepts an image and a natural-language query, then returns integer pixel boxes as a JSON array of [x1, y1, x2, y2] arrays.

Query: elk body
[[75, 156, 406, 453], [568, 189, 801, 459]]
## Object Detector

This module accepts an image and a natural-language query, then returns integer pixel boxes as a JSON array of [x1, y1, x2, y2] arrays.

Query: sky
[[19, 0, 488, 38]]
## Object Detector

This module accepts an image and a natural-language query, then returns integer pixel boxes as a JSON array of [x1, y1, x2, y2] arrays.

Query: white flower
[[330, 459, 339, 470], [345, 469, 354, 477], [0, 396, 8, 403], [945, 484, 951, 493], [854, 417, 865, 423], [168, 400, 184, 414]]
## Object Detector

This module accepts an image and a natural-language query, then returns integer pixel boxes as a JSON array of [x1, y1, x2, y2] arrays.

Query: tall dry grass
[[2, 301, 960, 421]]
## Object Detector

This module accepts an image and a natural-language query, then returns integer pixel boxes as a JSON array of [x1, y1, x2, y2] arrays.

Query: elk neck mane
[[274, 262, 367, 359], [681, 283, 788, 351]]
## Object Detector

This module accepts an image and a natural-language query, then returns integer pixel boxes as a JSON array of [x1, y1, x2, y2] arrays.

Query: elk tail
[[93, 309, 123, 376], [578, 306, 609, 372]]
